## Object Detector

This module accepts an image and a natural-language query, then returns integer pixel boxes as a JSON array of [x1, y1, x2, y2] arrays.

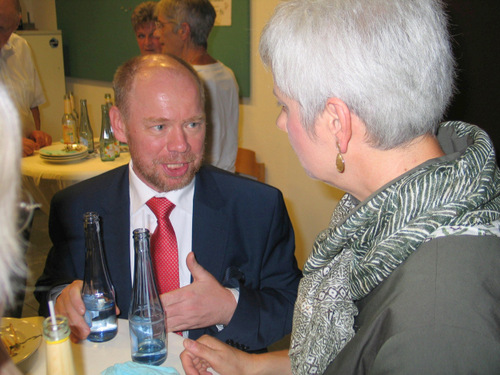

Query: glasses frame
[[17, 190, 42, 235], [155, 19, 179, 31]]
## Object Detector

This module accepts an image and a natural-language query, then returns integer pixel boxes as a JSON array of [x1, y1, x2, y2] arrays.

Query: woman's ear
[[325, 98, 352, 154], [109, 106, 127, 143]]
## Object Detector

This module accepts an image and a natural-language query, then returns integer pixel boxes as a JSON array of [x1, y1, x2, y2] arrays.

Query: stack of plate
[[39, 144, 88, 163]]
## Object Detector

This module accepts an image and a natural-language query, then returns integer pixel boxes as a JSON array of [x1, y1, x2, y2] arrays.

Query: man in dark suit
[[35, 54, 301, 352]]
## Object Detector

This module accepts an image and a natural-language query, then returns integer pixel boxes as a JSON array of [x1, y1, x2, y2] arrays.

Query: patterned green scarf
[[289, 121, 500, 375]]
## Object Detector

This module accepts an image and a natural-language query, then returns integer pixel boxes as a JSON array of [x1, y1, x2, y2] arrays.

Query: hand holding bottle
[[55, 280, 121, 343], [54, 280, 90, 343]]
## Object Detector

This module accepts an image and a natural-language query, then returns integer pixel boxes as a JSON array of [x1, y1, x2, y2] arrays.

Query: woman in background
[[180, 0, 500, 374], [0, 84, 26, 375]]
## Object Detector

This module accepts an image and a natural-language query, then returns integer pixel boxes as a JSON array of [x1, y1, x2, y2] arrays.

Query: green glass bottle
[[99, 105, 116, 161], [79, 99, 94, 153]]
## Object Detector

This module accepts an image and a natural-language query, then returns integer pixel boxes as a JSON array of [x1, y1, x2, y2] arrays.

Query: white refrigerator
[[16, 30, 66, 141]]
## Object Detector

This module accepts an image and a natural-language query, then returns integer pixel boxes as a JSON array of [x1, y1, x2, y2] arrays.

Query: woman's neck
[[348, 134, 445, 202]]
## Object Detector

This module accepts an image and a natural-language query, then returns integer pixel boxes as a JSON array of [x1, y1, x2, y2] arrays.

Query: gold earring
[[336, 143, 345, 173]]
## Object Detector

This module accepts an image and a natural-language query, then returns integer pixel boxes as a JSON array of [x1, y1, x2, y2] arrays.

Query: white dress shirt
[[0, 33, 45, 137]]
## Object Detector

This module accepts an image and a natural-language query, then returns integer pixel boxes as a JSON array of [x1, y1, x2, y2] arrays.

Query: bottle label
[[46, 335, 70, 345], [62, 124, 77, 144]]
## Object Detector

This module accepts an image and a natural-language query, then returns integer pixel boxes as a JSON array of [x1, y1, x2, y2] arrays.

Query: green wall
[[56, 0, 250, 97]]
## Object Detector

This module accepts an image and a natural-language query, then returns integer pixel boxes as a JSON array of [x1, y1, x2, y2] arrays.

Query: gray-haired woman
[[180, 0, 500, 374]]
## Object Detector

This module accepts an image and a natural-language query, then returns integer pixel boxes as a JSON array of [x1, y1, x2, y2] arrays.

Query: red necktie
[[146, 197, 179, 295]]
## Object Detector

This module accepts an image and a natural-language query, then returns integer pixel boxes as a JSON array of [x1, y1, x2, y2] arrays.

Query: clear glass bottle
[[99, 104, 116, 161], [62, 94, 77, 144], [79, 99, 94, 153], [104, 93, 120, 158], [69, 92, 80, 139], [43, 316, 76, 375], [129, 228, 167, 366], [81, 212, 118, 342]]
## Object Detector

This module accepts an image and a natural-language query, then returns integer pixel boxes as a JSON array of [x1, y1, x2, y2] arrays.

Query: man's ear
[[178, 22, 190, 42], [324, 97, 352, 154], [109, 106, 127, 143]]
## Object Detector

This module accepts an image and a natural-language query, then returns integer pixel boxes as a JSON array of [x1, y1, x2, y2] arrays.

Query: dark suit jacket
[[36, 165, 301, 351]]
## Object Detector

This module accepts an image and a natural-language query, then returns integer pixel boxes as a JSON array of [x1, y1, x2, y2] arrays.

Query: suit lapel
[[99, 166, 132, 314], [192, 167, 230, 282]]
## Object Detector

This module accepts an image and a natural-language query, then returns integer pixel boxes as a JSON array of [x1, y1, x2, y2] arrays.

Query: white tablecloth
[[18, 317, 190, 375], [21, 144, 130, 214]]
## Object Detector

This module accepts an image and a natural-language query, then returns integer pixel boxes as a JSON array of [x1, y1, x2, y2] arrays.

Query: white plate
[[39, 143, 88, 158], [40, 153, 88, 163], [0, 317, 42, 365]]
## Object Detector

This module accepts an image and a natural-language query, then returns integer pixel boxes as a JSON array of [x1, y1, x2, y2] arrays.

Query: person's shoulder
[[9, 33, 29, 48], [198, 165, 279, 194], [53, 165, 129, 202]]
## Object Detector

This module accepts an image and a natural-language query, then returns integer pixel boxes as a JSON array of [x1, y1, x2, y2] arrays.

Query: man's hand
[[29, 130, 52, 148], [160, 252, 237, 333], [23, 130, 52, 157], [22, 138, 38, 157], [54, 280, 89, 342]]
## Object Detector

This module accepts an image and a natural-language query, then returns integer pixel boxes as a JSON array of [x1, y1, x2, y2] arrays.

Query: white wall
[[24, 0, 343, 267]]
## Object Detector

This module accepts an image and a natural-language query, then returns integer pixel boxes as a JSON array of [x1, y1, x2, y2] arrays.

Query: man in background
[[131, 1, 162, 55], [0, 0, 52, 156], [155, 0, 239, 172]]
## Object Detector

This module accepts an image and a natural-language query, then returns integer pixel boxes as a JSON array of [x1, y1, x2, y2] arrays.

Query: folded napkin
[[101, 361, 180, 375]]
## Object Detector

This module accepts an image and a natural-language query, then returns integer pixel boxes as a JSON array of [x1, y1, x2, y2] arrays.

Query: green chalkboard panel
[[55, 0, 250, 97]]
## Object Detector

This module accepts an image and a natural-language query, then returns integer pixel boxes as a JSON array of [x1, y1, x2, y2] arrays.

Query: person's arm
[[206, 189, 301, 350], [181, 335, 292, 375], [30, 106, 41, 131]]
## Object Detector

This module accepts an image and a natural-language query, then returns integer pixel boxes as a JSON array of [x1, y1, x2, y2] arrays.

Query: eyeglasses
[[155, 19, 178, 31], [18, 191, 41, 235]]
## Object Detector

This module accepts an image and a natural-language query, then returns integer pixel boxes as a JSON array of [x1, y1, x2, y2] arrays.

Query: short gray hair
[[0, 85, 24, 314], [156, 0, 216, 48], [259, 0, 456, 149]]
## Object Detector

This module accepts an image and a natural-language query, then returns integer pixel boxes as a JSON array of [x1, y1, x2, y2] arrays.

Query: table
[[22, 144, 130, 214], [18, 317, 194, 375]]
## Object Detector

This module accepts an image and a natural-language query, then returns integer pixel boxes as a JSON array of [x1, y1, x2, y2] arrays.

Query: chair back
[[235, 148, 265, 182]]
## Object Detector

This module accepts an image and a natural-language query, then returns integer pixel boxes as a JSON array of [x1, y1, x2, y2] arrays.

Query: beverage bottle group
[[129, 228, 167, 366], [81, 212, 118, 342]]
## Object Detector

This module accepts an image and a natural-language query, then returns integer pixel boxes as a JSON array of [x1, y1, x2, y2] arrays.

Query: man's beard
[[130, 146, 204, 192]]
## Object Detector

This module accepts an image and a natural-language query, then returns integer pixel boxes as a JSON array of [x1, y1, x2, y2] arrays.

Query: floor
[[21, 209, 51, 318]]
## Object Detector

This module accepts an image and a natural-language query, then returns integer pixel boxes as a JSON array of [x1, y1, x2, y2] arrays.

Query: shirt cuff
[[215, 287, 240, 332]]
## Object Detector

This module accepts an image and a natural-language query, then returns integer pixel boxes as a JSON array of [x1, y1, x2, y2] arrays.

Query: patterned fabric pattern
[[289, 122, 500, 375]]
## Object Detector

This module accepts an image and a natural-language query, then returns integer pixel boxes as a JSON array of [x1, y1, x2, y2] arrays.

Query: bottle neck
[[64, 99, 72, 115]]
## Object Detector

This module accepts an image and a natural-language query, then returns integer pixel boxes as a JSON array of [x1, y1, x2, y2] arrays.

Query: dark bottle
[[79, 99, 94, 153], [99, 104, 116, 161], [129, 228, 167, 366], [81, 212, 117, 342]]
